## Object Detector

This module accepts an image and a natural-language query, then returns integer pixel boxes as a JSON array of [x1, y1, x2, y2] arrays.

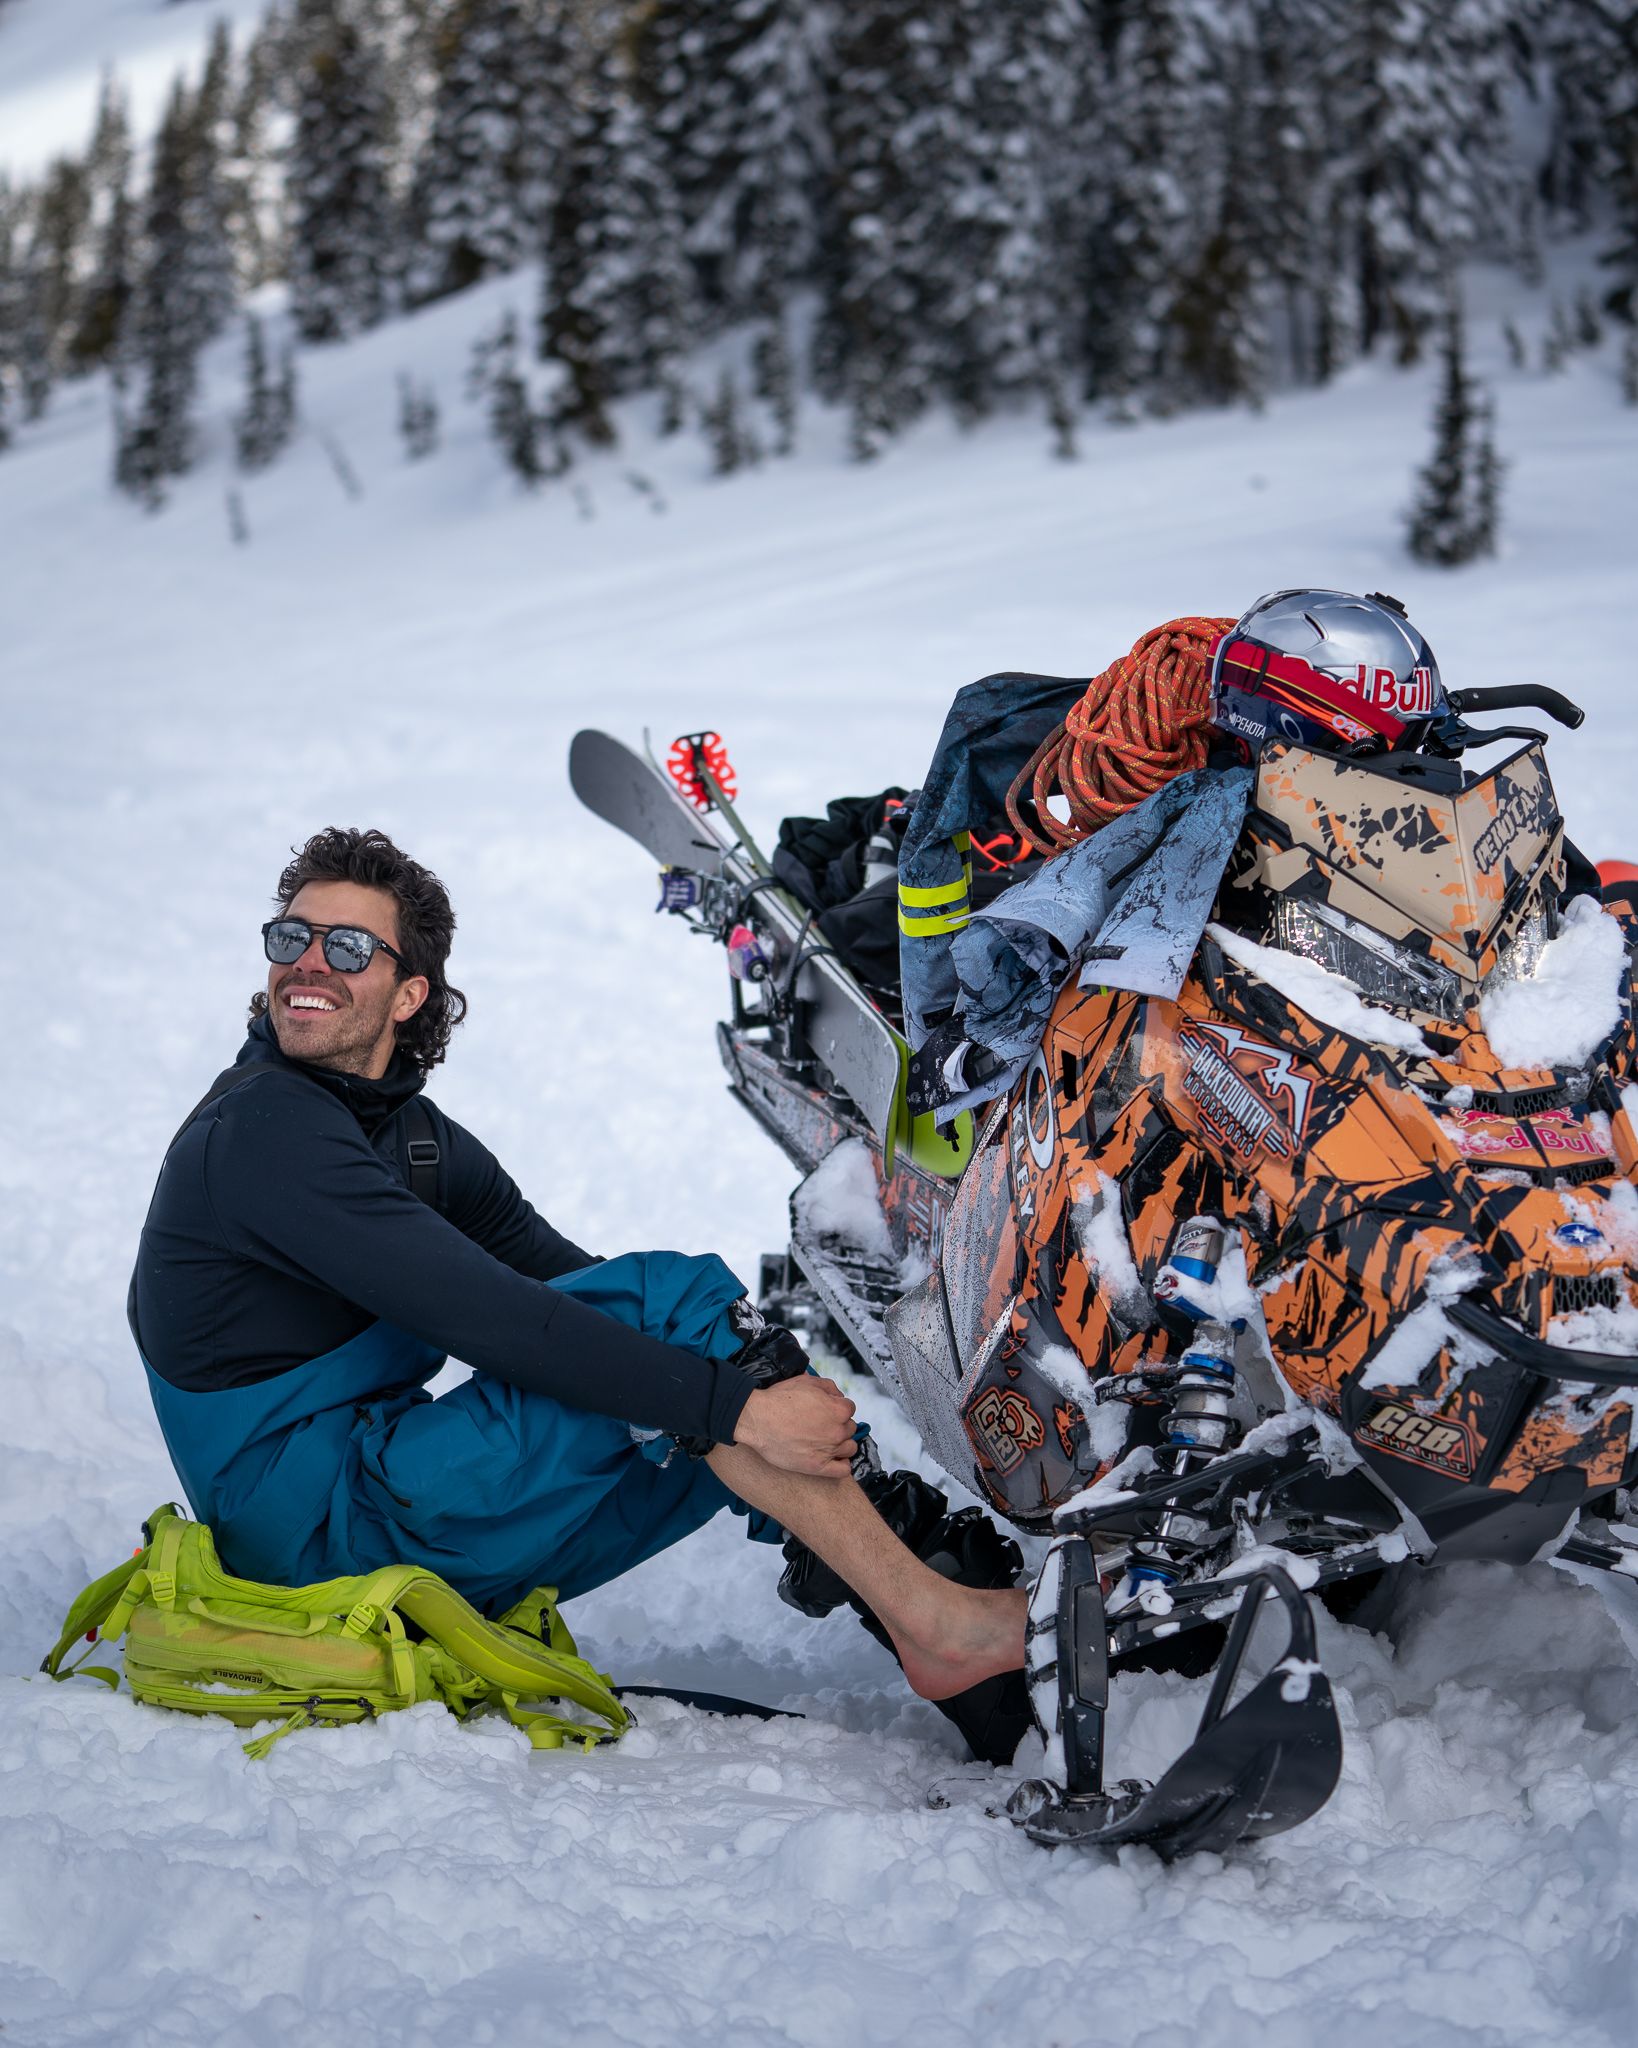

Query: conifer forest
[[0, 0, 1634, 523]]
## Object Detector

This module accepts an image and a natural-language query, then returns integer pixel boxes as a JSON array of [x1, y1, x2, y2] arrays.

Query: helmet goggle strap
[[1216, 636, 1407, 751]]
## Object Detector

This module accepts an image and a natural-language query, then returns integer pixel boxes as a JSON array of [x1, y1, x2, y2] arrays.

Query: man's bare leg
[[707, 1443, 1026, 1701]]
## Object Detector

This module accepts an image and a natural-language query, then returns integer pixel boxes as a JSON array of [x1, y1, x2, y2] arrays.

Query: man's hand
[[733, 1374, 857, 1478]]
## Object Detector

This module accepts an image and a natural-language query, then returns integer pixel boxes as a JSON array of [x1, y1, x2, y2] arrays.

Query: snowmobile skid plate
[[1012, 1542, 1342, 1860]]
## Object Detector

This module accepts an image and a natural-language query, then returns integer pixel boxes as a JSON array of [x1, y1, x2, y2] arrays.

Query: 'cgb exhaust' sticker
[[1358, 1400, 1476, 1478]]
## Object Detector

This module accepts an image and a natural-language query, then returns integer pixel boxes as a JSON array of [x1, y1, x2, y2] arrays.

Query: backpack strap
[[39, 1502, 188, 1688], [168, 1063, 445, 1213], [399, 1096, 442, 1211]]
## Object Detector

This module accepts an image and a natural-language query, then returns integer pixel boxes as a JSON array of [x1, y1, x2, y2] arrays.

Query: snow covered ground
[[8, 15, 1638, 2047]]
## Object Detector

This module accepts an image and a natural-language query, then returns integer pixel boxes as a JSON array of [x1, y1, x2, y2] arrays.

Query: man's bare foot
[[886, 1586, 1028, 1701]]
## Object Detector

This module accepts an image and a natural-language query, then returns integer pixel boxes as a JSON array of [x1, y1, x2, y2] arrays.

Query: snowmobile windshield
[[1231, 738, 1566, 1026]]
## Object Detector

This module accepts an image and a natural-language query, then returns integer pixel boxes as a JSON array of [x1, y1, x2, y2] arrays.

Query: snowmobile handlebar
[[1447, 684, 1585, 729]]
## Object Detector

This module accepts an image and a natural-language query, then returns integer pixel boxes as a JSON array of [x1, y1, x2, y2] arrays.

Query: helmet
[[1209, 589, 1444, 759]]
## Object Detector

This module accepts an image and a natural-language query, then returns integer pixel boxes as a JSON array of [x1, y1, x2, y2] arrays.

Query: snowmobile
[[569, 667, 1638, 1860]]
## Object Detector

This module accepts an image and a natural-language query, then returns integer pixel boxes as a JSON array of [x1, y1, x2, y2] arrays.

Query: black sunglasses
[[262, 918, 406, 975]]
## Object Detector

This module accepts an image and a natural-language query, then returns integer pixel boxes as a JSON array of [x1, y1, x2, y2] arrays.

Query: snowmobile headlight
[[1272, 898, 1463, 1023], [1480, 894, 1559, 996]]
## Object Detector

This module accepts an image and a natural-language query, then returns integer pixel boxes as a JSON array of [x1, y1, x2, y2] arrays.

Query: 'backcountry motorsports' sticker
[[1175, 1019, 1313, 1161], [967, 1386, 1045, 1476], [1358, 1400, 1476, 1478]]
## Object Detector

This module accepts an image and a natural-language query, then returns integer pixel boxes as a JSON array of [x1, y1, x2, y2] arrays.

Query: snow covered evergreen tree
[[226, 11, 294, 291], [1082, 0, 1210, 411], [1540, 0, 1637, 318], [1230, 0, 1332, 387], [20, 154, 91, 402], [407, 0, 561, 304], [1471, 390, 1503, 553], [287, 0, 398, 342], [539, 19, 695, 447], [751, 314, 796, 453], [814, 2, 934, 447], [821, 0, 1089, 450], [397, 371, 439, 456], [949, 2, 1088, 418], [234, 312, 297, 470], [186, 23, 241, 336], [68, 74, 136, 376], [1547, 0, 1638, 320], [1168, 14, 1270, 406], [1319, 0, 1518, 366], [0, 176, 21, 409], [116, 72, 236, 499], [1408, 297, 1500, 565], [486, 310, 548, 483], [703, 367, 756, 473], [634, 0, 830, 324]]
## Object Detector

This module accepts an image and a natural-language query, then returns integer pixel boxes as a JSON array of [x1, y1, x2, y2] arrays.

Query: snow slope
[[6, 21, 1638, 2042]]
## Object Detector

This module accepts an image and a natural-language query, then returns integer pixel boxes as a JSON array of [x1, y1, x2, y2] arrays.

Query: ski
[[569, 728, 907, 1156]]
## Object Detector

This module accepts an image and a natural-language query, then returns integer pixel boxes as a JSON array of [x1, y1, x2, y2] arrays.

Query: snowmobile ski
[[1011, 1541, 1342, 1860]]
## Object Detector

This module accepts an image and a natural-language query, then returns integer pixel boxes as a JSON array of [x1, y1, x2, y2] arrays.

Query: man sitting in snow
[[129, 826, 1027, 1750]]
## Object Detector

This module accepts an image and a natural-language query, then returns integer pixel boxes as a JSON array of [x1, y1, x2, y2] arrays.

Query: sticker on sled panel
[[1358, 1400, 1477, 1479], [1174, 1019, 1312, 1161], [966, 1386, 1046, 1476]]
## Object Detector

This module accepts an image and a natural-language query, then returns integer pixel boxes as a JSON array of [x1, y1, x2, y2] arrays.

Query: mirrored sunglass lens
[[265, 921, 310, 964], [322, 929, 374, 973]]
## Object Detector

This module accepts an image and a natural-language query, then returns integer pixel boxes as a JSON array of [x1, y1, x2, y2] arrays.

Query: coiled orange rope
[[1006, 616, 1234, 854]]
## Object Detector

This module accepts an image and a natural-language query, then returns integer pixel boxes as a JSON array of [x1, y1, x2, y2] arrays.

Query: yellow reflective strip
[[898, 907, 972, 939], [898, 875, 972, 908], [953, 831, 971, 851]]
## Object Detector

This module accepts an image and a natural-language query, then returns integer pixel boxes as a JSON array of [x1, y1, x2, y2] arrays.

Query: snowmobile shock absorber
[[1126, 1319, 1239, 1595], [1164, 1321, 1238, 1457], [1126, 1217, 1240, 1596]]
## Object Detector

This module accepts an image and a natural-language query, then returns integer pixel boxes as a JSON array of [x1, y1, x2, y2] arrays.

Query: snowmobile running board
[[1012, 1544, 1342, 1860]]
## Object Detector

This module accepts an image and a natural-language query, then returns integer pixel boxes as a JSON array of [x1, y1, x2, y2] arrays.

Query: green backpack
[[42, 1503, 630, 1760]]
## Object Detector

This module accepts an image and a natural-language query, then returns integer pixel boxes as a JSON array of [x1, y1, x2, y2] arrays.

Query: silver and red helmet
[[1210, 589, 1445, 759]]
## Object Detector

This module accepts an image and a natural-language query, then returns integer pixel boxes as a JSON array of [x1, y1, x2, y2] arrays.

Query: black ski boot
[[779, 1468, 1032, 1767]]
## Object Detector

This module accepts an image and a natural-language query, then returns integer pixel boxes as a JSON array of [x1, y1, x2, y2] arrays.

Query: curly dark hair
[[249, 827, 468, 1074]]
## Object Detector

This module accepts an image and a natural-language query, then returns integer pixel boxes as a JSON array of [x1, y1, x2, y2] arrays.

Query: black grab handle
[[1448, 684, 1585, 729]]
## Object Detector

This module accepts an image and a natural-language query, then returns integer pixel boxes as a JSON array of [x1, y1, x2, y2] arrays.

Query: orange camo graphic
[[580, 681, 1638, 1852], [623, 707, 1638, 1571], [916, 739, 1638, 1543]]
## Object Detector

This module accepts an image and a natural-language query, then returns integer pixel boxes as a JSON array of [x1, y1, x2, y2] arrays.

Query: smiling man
[[128, 826, 1027, 1744]]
